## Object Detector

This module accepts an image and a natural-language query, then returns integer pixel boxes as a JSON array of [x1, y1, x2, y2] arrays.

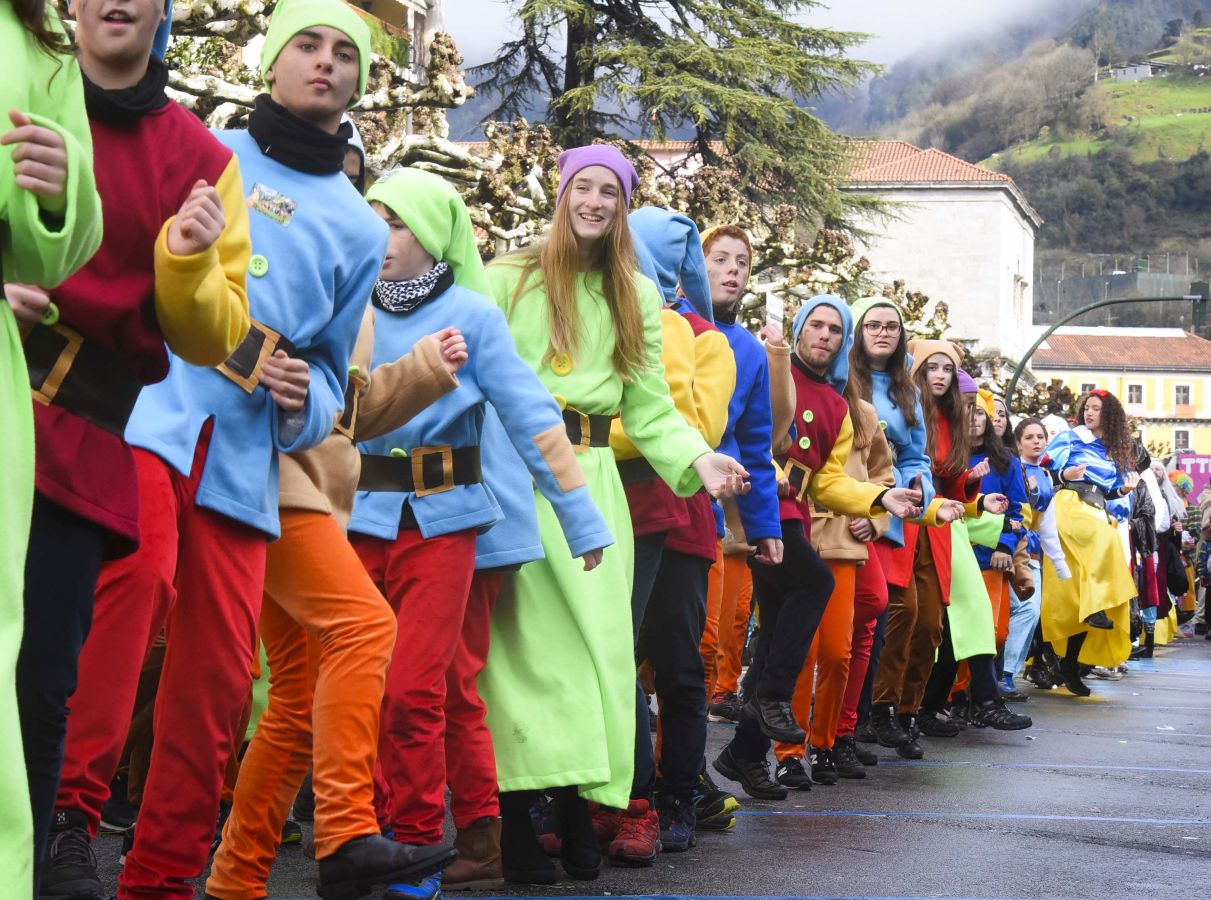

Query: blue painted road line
[[735, 810, 1211, 825], [875, 759, 1211, 775]]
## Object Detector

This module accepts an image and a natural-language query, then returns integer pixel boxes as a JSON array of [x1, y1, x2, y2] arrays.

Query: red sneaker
[[606, 799, 661, 867], [589, 802, 621, 847]]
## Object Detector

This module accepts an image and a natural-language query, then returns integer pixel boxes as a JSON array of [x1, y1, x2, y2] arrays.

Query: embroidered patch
[[246, 182, 297, 225]]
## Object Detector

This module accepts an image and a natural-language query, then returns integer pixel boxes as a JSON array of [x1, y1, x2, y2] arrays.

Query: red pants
[[837, 549, 888, 737], [206, 510, 397, 900], [56, 432, 266, 900], [353, 527, 489, 845], [702, 548, 752, 698], [775, 561, 856, 759]]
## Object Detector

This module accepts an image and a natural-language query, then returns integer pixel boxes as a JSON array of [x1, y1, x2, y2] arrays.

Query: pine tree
[[471, 0, 878, 224]]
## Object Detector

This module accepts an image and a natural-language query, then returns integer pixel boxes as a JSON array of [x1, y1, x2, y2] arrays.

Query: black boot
[[833, 735, 867, 778], [895, 714, 924, 760], [851, 736, 879, 766], [917, 708, 961, 737], [316, 835, 456, 900], [869, 703, 909, 748], [1130, 629, 1155, 659], [553, 787, 601, 880], [1084, 610, 1114, 630], [500, 791, 558, 885], [1058, 657, 1091, 696], [743, 696, 807, 745]]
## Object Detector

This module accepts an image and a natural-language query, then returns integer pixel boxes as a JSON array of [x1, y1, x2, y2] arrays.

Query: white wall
[[852, 187, 1036, 357]]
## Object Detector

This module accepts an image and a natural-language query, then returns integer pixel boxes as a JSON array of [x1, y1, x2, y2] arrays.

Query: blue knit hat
[[791, 294, 853, 395], [628, 207, 713, 322]]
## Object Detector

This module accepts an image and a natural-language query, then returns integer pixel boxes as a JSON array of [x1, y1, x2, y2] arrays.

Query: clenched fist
[[2, 110, 68, 215], [168, 180, 226, 256]]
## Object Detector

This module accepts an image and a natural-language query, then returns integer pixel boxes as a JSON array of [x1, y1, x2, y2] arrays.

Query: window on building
[[1175, 429, 1191, 451], [1176, 384, 1192, 406], [1080, 382, 1096, 394], [1127, 384, 1143, 405]]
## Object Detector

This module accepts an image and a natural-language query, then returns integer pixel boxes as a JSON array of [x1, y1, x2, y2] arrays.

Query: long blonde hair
[[504, 185, 649, 379]]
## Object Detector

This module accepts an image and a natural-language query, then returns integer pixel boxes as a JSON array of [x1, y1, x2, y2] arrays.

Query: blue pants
[[1002, 559, 1042, 678]]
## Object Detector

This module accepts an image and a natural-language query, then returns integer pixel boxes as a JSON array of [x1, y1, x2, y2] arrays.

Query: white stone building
[[845, 140, 1042, 358]]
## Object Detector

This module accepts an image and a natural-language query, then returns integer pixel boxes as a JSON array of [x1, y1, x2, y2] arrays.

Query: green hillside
[[986, 73, 1211, 169]]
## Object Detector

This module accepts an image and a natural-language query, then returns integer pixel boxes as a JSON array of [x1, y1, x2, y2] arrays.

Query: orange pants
[[702, 547, 753, 698], [206, 511, 397, 900], [775, 561, 856, 759], [954, 569, 1011, 697]]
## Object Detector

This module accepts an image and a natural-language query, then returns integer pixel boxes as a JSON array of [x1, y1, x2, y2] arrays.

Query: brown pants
[[872, 528, 946, 714]]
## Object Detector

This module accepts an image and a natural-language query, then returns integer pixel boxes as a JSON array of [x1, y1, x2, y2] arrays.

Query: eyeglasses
[[862, 321, 901, 336]]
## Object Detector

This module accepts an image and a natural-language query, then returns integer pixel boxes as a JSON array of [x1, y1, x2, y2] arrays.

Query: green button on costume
[[479, 262, 710, 807]]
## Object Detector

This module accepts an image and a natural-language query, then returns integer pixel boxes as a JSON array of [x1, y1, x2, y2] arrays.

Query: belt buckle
[[574, 410, 593, 452], [784, 459, 813, 503], [30, 323, 85, 406], [412, 445, 455, 497], [217, 320, 285, 394]]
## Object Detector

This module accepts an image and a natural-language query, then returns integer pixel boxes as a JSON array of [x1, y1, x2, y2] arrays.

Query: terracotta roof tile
[[850, 146, 1011, 183], [844, 139, 921, 174], [1034, 332, 1211, 371]]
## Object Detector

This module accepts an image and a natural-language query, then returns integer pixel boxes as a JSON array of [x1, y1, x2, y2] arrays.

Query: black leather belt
[[781, 457, 814, 503], [564, 407, 613, 450], [358, 445, 482, 497], [1061, 481, 1109, 510], [24, 322, 142, 436], [217, 319, 297, 393], [617, 456, 658, 484]]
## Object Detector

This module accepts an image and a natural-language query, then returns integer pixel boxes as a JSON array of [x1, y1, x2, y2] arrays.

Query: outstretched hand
[[692, 452, 750, 500], [983, 492, 1010, 515], [934, 499, 967, 524], [881, 486, 924, 520]]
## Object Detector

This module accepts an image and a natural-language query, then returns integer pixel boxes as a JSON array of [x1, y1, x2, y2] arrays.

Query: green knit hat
[[849, 294, 904, 327], [261, 0, 372, 107], [366, 169, 490, 296]]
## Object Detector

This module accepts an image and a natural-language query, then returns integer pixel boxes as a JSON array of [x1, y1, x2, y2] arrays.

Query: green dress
[[479, 263, 710, 806], [947, 515, 1001, 660], [0, 7, 102, 893]]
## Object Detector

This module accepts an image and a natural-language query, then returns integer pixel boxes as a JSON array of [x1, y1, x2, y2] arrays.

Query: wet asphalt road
[[94, 635, 1211, 899]]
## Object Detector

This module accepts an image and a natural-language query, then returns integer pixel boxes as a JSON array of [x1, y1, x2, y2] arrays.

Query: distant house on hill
[[1112, 60, 1173, 82], [844, 140, 1042, 357]]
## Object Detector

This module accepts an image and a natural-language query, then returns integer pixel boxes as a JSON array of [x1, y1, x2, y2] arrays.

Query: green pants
[[0, 307, 34, 897]]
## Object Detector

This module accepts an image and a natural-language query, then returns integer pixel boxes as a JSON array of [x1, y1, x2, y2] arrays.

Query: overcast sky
[[442, 0, 1075, 67]]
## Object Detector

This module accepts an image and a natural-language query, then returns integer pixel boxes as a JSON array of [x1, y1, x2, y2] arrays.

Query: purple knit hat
[[957, 370, 978, 394], [556, 145, 640, 207]]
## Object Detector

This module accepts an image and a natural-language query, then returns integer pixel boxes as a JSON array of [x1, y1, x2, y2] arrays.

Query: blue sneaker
[[384, 872, 443, 900], [656, 795, 696, 852], [999, 674, 1028, 702]]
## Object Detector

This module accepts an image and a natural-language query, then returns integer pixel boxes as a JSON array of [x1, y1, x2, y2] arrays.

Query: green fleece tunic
[[479, 261, 710, 806], [0, 9, 101, 895], [947, 514, 1002, 660]]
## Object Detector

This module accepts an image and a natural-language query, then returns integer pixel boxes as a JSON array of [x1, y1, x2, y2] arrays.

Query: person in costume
[[1, 0, 103, 890], [346, 167, 612, 896], [48, 2, 389, 896], [698, 225, 784, 725], [16, 0, 252, 893], [869, 343, 1011, 757], [1040, 389, 1139, 694], [770, 332, 897, 787], [917, 379, 1031, 734], [204, 157, 473, 900], [477, 145, 748, 885], [1002, 417, 1052, 694], [610, 207, 735, 861], [712, 295, 924, 800]]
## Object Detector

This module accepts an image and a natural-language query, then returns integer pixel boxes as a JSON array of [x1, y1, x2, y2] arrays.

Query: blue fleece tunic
[[350, 283, 611, 556], [124, 130, 384, 538], [970, 452, 1029, 569], [867, 367, 936, 547], [712, 320, 781, 541]]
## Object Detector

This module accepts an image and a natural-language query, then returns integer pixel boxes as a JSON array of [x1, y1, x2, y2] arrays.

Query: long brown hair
[[1077, 390, 1134, 471], [503, 184, 648, 379], [971, 404, 1013, 475], [843, 379, 876, 451], [15, 0, 69, 58], [848, 314, 919, 428], [915, 361, 970, 478]]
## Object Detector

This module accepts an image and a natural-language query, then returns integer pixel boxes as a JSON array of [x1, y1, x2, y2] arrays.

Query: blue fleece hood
[[153, 0, 172, 59], [791, 294, 853, 395], [628, 207, 713, 322]]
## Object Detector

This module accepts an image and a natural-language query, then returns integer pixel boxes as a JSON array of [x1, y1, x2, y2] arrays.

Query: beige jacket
[[278, 309, 459, 530], [808, 399, 895, 562]]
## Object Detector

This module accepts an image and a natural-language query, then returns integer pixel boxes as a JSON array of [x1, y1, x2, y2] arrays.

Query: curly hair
[[14, 0, 69, 59], [1077, 389, 1134, 471]]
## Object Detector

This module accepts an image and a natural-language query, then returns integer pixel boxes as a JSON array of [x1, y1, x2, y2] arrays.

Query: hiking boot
[[713, 745, 788, 801], [809, 747, 839, 786], [917, 709, 961, 738], [1058, 657, 1092, 697], [707, 692, 741, 723], [774, 755, 812, 790], [99, 771, 138, 835], [443, 816, 503, 891], [656, 793, 696, 853], [1084, 610, 1114, 630], [588, 803, 621, 848], [833, 735, 866, 779], [970, 701, 1032, 731], [854, 719, 879, 745], [870, 703, 909, 748], [743, 697, 807, 745], [1024, 663, 1055, 689], [280, 819, 303, 847], [606, 799, 660, 866], [40, 810, 103, 899], [692, 770, 739, 832], [895, 714, 924, 760], [317, 835, 456, 900]]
